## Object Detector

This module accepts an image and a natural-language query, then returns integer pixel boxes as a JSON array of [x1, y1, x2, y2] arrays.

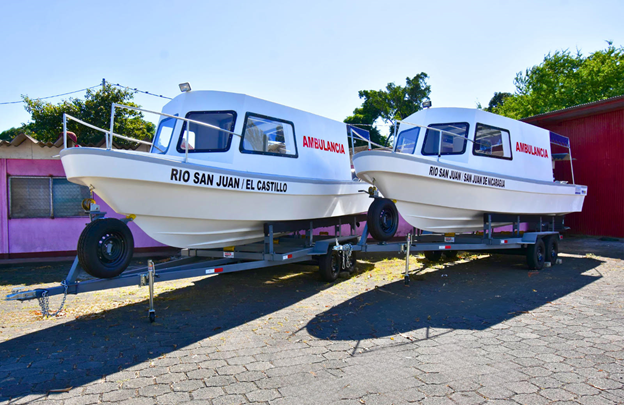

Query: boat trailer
[[6, 213, 565, 322]]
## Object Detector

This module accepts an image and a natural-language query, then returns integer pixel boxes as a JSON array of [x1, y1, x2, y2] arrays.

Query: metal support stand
[[404, 233, 411, 285], [147, 260, 156, 323]]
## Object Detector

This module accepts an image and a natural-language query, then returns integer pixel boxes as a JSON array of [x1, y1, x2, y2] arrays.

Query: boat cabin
[[149, 91, 362, 183], [394, 108, 563, 183]]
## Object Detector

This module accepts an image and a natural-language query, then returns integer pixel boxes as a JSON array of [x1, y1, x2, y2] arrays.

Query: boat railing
[[348, 121, 488, 160], [62, 103, 243, 162]]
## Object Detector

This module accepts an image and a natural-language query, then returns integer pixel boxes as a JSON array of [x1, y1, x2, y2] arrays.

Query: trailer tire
[[424, 251, 442, 262], [318, 249, 356, 282], [526, 238, 545, 270], [544, 235, 559, 265], [318, 249, 340, 282], [367, 198, 399, 242], [78, 218, 134, 279], [444, 251, 459, 260]]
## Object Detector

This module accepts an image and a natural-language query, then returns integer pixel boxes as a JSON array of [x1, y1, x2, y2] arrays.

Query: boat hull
[[61, 149, 370, 249], [353, 151, 587, 233]]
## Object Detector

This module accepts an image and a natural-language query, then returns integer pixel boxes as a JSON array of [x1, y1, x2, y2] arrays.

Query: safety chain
[[37, 280, 69, 318], [341, 244, 352, 270]]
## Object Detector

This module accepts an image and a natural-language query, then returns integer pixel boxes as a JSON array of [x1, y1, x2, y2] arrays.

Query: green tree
[[0, 123, 34, 141], [494, 42, 624, 119], [485, 92, 512, 112], [11, 84, 154, 145], [345, 73, 431, 145]]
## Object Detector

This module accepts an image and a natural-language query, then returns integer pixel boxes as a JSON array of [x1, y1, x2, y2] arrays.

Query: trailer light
[[179, 82, 192, 92]]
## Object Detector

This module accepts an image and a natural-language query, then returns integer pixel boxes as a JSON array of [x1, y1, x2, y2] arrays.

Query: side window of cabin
[[473, 123, 512, 160], [176, 111, 236, 153], [240, 114, 297, 157], [152, 117, 176, 154], [395, 127, 420, 154], [422, 123, 469, 156]]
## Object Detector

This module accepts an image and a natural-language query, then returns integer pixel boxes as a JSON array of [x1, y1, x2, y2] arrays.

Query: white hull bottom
[[396, 201, 510, 232], [134, 216, 267, 249], [354, 151, 587, 233]]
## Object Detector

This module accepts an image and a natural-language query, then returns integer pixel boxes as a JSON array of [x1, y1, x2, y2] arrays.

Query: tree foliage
[[1, 84, 155, 145], [494, 43, 624, 119], [0, 124, 34, 142], [485, 92, 511, 112], [345, 73, 431, 145]]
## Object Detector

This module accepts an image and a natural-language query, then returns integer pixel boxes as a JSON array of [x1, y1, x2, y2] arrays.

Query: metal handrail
[[63, 113, 162, 151], [348, 121, 484, 159]]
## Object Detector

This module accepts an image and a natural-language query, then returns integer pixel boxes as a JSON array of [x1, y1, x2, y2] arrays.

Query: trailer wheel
[[367, 198, 399, 242], [543, 235, 559, 265], [424, 251, 442, 262], [318, 249, 340, 282], [444, 251, 459, 261], [78, 218, 134, 279], [526, 238, 546, 270]]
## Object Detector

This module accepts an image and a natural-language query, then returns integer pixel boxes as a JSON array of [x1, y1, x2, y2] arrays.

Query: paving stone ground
[[0, 236, 623, 404]]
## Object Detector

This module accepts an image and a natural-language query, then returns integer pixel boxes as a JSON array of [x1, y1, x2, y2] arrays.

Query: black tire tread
[[367, 198, 399, 242], [424, 251, 442, 262], [77, 218, 134, 279], [318, 248, 339, 282], [544, 235, 559, 264], [527, 238, 545, 270]]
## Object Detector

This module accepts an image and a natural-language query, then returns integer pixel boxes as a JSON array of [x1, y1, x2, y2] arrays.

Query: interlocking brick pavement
[[0, 236, 623, 404]]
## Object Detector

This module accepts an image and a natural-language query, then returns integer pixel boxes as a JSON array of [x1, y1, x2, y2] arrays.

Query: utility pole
[[102, 78, 106, 91]]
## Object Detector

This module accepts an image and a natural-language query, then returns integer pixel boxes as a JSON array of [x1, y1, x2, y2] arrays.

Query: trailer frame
[[6, 212, 564, 322]]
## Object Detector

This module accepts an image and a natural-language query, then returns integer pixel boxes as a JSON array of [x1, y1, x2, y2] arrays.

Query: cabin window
[[395, 127, 420, 154], [8, 177, 90, 219], [421, 123, 469, 156], [473, 123, 512, 160], [152, 117, 176, 154], [240, 113, 297, 157], [176, 111, 237, 153]]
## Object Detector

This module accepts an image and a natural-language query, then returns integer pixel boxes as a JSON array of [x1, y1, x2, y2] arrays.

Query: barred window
[[9, 177, 90, 219]]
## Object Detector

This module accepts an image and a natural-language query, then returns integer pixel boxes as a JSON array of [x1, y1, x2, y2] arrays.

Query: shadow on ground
[[0, 253, 603, 398], [0, 263, 329, 398], [306, 254, 603, 340]]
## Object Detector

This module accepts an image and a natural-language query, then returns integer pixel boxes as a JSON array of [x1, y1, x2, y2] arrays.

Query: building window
[[240, 113, 298, 157], [422, 123, 470, 156], [395, 127, 420, 154], [176, 111, 237, 153], [473, 123, 512, 160], [8, 177, 90, 219]]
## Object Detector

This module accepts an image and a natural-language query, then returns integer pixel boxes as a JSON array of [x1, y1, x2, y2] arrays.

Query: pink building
[[0, 134, 163, 259]]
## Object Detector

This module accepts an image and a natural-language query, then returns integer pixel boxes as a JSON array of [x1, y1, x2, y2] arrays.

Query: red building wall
[[526, 108, 624, 237]]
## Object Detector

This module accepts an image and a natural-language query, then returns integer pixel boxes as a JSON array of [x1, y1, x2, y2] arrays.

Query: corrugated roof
[[522, 95, 624, 122], [0, 133, 148, 150]]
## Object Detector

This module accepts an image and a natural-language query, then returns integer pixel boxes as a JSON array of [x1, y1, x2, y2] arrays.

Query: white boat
[[353, 107, 587, 235], [61, 90, 370, 251]]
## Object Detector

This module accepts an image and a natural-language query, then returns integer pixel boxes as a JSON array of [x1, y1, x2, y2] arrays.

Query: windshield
[[394, 127, 420, 154], [151, 117, 176, 154]]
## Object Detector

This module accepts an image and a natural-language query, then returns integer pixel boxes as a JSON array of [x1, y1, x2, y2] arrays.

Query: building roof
[[522, 95, 624, 125], [0, 133, 150, 159]]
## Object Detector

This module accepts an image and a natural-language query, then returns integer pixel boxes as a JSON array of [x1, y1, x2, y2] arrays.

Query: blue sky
[[1, 0, 623, 132]]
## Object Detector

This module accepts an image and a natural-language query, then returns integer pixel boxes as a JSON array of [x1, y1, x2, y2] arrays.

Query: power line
[[0, 85, 101, 105], [110, 82, 172, 100], [0, 80, 174, 105]]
